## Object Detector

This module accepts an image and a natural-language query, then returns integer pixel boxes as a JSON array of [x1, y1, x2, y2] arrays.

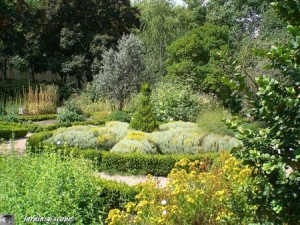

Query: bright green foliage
[[150, 79, 203, 122], [0, 152, 104, 224], [0, 151, 140, 224], [57, 97, 86, 123], [106, 111, 131, 123], [136, 0, 187, 80], [130, 83, 158, 132], [166, 23, 228, 88]]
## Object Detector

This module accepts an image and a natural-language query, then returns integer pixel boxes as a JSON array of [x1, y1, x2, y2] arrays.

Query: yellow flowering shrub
[[106, 152, 258, 225]]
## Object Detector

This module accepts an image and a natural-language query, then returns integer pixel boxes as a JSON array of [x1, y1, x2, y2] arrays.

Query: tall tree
[[93, 34, 144, 110]]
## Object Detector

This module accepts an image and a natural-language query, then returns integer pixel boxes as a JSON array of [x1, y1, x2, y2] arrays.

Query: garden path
[[0, 130, 168, 187]]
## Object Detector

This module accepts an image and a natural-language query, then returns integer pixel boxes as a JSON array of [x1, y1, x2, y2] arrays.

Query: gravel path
[[97, 172, 168, 188], [0, 133, 32, 155]]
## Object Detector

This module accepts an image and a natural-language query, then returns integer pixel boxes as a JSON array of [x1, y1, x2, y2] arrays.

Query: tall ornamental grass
[[24, 84, 58, 115]]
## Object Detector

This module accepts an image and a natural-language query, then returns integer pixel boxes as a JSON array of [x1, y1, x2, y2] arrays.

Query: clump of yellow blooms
[[106, 152, 258, 225]]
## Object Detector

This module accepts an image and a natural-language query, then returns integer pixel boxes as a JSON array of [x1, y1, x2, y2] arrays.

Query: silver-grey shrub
[[46, 125, 98, 149]]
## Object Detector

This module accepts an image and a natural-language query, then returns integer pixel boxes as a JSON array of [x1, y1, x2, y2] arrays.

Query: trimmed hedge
[[0, 122, 30, 140], [26, 131, 54, 152], [97, 178, 140, 219], [18, 114, 57, 121], [99, 152, 218, 176]]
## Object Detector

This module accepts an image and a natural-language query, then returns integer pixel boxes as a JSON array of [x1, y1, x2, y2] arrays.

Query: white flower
[[57, 141, 61, 145], [162, 210, 167, 215], [161, 199, 167, 205]]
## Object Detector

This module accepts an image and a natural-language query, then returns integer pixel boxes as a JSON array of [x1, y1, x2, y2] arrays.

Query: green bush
[[100, 151, 218, 176], [0, 151, 138, 224], [106, 111, 131, 123], [0, 123, 28, 140], [130, 83, 158, 132], [151, 80, 202, 122], [58, 97, 86, 123], [197, 108, 235, 136]]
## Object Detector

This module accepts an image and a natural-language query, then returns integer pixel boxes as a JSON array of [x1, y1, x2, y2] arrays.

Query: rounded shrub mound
[[46, 125, 98, 149], [111, 131, 159, 154]]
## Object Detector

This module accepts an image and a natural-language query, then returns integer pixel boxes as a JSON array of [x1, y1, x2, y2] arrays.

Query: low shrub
[[0, 151, 138, 224], [111, 139, 158, 154], [106, 152, 257, 225], [151, 80, 202, 122], [95, 122, 130, 150], [47, 126, 98, 149], [202, 134, 243, 152], [151, 129, 207, 154], [106, 111, 131, 123], [57, 96, 86, 123], [0, 123, 28, 140], [110, 131, 159, 155]]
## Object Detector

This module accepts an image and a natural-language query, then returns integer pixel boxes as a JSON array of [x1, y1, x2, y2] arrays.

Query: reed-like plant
[[24, 84, 58, 115]]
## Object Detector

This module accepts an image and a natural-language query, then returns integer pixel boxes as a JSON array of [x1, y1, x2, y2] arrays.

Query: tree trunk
[[118, 99, 124, 111]]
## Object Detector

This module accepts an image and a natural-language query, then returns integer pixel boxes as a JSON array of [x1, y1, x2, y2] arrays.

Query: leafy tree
[[0, 0, 27, 80], [166, 23, 228, 89], [34, 0, 139, 85], [135, 0, 188, 81], [130, 83, 158, 132], [93, 34, 144, 111]]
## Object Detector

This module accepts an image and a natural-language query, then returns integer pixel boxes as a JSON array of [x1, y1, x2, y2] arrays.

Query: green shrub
[[197, 108, 235, 136], [0, 151, 138, 224], [0, 123, 28, 140], [130, 83, 158, 132], [106, 111, 131, 123], [58, 97, 86, 123], [100, 152, 218, 176], [57, 108, 85, 123], [150, 80, 203, 122]]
